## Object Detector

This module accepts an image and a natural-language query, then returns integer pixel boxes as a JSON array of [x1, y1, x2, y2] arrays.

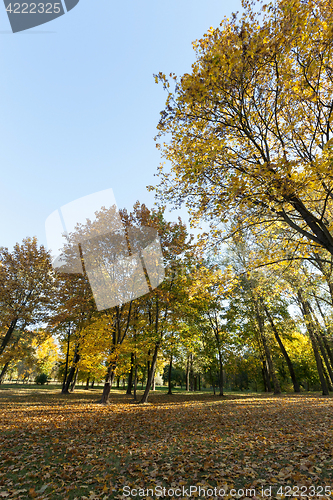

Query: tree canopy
[[153, 0, 333, 257]]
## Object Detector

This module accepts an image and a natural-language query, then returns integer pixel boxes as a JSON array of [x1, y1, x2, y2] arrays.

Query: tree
[[153, 0, 333, 257], [60, 201, 193, 405], [33, 335, 59, 379], [49, 271, 95, 394], [138, 219, 194, 404], [0, 237, 55, 358], [186, 261, 239, 396]]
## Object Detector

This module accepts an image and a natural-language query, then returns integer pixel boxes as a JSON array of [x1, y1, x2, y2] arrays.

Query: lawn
[[0, 386, 333, 499]]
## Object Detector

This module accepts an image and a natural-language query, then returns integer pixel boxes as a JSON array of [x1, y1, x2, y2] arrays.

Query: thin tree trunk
[[264, 304, 300, 392], [85, 376, 90, 390], [126, 353, 135, 395], [314, 298, 333, 366], [254, 300, 281, 395], [70, 367, 79, 392], [100, 362, 116, 404], [297, 290, 329, 395], [218, 350, 224, 396], [313, 256, 333, 308], [308, 303, 333, 385], [262, 361, 271, 392], [0, 319, 18, 357], [316, 332, 333, 386], [209, 368, 215, 394], [140, 343, 159, 404], [167, 355, 173, 395], [322, 333, 333, 368], [186, 355, 190, 391], [261, 331, 280, 394], [190, 353, 194, 391], [0, 361, 10, 384], [62, 323, 71, 393], [62, 344, 80, 394], [133, 364, 138, 401], [322, 362, 333, 392], [141, 293, 166, 404], [91, 379, 95, 388], [100, 302, 133, 404], [251, 293, 280, 394], [146, 350, 151, 385]]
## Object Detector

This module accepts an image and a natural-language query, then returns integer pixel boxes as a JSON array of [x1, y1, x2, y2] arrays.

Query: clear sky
[[0, 0, 241, 250]]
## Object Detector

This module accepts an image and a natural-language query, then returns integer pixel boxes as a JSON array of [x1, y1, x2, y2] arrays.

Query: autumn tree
[[49, 269, 96, 394], [135, 208, 194, 404], [153, 0, 333, 257], [224, 225, 333, 394], [185, 260, 239, 396], [0, 238, 55, 362]]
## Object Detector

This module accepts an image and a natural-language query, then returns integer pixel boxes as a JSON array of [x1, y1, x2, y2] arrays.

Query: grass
[[1, 385, 333, 499]]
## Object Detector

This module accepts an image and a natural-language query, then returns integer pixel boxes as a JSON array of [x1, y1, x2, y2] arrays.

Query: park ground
[[0, 386, 333, 500]]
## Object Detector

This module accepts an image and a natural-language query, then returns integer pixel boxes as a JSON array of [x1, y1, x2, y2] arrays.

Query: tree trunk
[[91, 379, 95, 388], [322, 334, 333, 368], [140, 343, 159, 404], [316, 332, 333, 386], [254, 300, 281, 395], [100, 303, 133, 403], [0, 319, 18, 357], [190, 353, 194, 391], [308, 303, 333, 385], [0, 361, 10, 384], [100, 361, 116, 404], [218, 350, 224, 396], [85, 376, 90, 390], [322, 362, 333, 392], [313, 297, 333, 366], [198, 373, 201, 391], [264, 304, 300, 392], [62, 324, 71, 393], [297, 290, 329, 395], [262, 361, 271, 392], [62, 344, 80, 394], [261, 332, 280, 393], [167, 355, 173, 395], [209, 368, 216, 394], [133, 364, 138, 401], [70, 367, 79, 392], [186, 355, 190, 391], [126, 353, 135, 395]]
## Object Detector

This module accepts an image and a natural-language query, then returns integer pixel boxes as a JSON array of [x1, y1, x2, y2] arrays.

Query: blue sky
[[0, 0, 241, 250]]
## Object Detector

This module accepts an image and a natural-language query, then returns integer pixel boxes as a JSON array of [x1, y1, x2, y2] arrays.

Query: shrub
[[35, 373, 49, 385]]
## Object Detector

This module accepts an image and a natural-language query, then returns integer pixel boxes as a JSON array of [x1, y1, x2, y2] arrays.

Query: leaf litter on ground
[[0, 387, 333, 499]]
